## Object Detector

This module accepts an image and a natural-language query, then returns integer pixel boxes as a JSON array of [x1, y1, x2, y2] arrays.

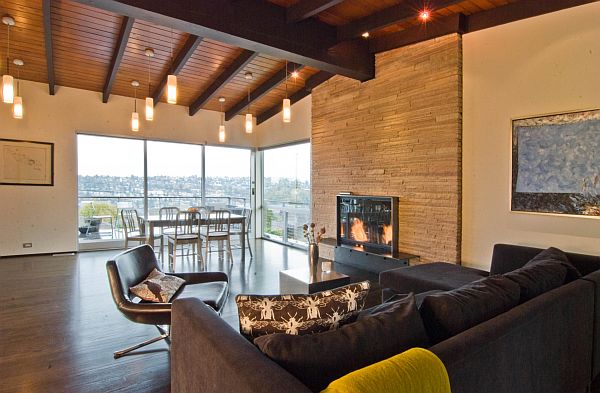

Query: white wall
[[0, 80, 256, 256], [255, 95, 311, 147], [462, 2, 600, 269]]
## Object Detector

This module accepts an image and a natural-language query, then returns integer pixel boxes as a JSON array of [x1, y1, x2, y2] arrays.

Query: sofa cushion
[[504, 260, 567, 303], [525, 247, 581, 283], [254, 294, 429, 393], [380, 288, 444, 308], [379, 262, 489, 294], [235, 281, 370, 340], [129, 268, 185, 303], [420, 275, 520, 343]]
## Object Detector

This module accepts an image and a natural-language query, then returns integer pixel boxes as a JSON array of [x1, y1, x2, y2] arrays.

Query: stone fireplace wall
[[311, 34, 462, 263]]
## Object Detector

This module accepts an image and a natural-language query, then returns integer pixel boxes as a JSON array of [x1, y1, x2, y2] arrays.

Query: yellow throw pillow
[[321, 348, 450, 393]]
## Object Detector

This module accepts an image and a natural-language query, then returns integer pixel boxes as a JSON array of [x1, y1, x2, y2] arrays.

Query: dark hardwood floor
[[0, 240, 378, 393]]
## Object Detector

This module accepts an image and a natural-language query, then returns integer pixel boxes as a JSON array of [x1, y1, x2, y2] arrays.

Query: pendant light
[[282, 61, 291, 123], [145, 48, 154, 121], [2, 16, 15, 104], [244, 72, 253, 134], [218, 97, 226, 143], [167, 29, 177, 104], [12, 59, 23, 119], [131, 81, 140, 132]]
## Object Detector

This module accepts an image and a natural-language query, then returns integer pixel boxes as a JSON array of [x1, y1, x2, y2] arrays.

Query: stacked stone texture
[[311, 34, 462, 263]]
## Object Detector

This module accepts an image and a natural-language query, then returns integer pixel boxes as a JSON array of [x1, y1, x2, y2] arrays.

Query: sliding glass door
[[205, 146, 251, 209], [262, 142, 311, 246], [77, 135, 144, 248]]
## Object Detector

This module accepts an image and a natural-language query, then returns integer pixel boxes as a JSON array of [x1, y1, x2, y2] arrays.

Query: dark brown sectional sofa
[[171, 244, 600, 393]]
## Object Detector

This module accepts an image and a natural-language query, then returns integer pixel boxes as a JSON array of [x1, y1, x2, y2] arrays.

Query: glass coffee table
[[279, 262, 351, 294]]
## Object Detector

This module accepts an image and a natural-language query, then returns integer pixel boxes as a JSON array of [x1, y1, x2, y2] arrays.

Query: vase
[[308, 243, 319, 275]]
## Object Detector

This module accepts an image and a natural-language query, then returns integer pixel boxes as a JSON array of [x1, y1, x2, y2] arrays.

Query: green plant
[[80, 202, 118, 220]]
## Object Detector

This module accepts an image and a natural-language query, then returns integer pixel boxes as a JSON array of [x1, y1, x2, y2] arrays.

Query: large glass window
[[77, 135, 144, 245], [205, 146, 251, 208], [262, 143, 311, 246], [77, 135, 251, 249], [147, 140, 203, 214]]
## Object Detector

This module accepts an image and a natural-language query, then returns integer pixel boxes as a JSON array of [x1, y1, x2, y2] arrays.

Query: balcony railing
[[262, 199, 310, 246], [77, 195, 248, 242]]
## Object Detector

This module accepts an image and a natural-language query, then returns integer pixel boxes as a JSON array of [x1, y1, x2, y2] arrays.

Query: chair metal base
[[114, 325, 170, 359]]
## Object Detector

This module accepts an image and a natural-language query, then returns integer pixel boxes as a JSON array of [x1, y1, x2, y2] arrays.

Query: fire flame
[[382, 225, 392, 245], [351, 219, 368, 242]]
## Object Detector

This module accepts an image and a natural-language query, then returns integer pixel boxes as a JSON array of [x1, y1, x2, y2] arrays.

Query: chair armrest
[[168, 271, 228, 284], [171, 298, 311, 393]]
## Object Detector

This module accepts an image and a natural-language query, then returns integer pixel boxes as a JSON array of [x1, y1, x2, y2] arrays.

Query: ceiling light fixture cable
[[245, 72, 253, 134], [167, 28, 177, 104], [282, 60, 291, 123], [218, 97, 226, 143], [145, 48, 154, 121], [2, 16, 15, 104]]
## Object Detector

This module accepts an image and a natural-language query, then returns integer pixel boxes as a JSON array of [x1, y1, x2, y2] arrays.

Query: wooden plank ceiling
[[0, 0, 593, 124]]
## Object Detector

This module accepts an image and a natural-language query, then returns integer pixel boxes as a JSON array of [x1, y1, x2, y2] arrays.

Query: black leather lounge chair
[[106, 244, 229, 358]]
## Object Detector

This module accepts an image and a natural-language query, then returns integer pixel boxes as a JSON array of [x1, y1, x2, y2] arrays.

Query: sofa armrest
[[582, 270, 600, 380], [171, 298, 312, 393], [489, 244, 543, 275]]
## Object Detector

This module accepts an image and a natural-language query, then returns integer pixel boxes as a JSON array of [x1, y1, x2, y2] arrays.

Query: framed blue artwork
[[512, 109, 600, 217]]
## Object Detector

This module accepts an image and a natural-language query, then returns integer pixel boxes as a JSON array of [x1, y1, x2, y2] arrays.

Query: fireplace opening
[[336, 195, 398, 257]]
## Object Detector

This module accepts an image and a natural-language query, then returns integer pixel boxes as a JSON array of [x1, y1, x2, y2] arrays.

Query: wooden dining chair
[[159, 206, 180, 235], [121, 209, 163, 258], [166, 211, 203, 271], [200, 210, 233, 263]]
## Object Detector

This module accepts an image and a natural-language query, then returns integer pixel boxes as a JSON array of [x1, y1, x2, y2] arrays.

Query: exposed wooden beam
[[256, 71, 333, 125], [102, 16, 134, 103], [369, 14, 466, 54], [337, 0, 463, 41], [465, 0, 600, 32], [151, 35, 204, 105], [369, 0, 599, 53], [70, 0, 374, 81], [42, 0, 56, 95], [225, 62, 304, 121], [286, 0, 344, 23], [189, 50, 258, 116]]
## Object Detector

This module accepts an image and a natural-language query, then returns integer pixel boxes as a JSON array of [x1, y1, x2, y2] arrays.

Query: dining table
[[140, 213, 247, 262]]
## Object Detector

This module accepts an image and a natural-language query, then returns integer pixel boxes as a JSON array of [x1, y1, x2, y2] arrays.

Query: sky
[[77, 134, 310, 181]]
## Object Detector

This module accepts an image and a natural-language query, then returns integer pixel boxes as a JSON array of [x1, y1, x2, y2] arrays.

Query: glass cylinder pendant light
[[282, 61, 291, 123], [245, 72, 253, 134], [167, 74, 177, 104], [218, 97, 226, 143], [145, 48, 154, 121], [13, 95, 22, 119], [131, 81, 140, 132], [12, 59, 23, 119], [167, 29, 177, 104], [282, 98, 291, 123], [2, 16, 15, 104]]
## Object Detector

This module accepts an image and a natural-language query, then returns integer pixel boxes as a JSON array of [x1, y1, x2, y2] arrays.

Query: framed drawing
[[0, 138, 54, 186], [511, 109, 600, 217]]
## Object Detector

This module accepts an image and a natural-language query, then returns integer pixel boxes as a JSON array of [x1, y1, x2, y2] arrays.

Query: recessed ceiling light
[[291, 70, 299, 79], [361, 32, 370, 38], [419, 10, 430, 21]]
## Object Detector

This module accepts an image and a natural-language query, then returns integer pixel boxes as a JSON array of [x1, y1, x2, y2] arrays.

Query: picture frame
[[511, 109, 600, 217], [0, 138, 54, 186]]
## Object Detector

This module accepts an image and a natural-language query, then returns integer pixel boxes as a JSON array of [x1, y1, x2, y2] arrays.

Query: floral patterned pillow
[[235, 281, 370, 340], [129, 268, 185, 303]]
